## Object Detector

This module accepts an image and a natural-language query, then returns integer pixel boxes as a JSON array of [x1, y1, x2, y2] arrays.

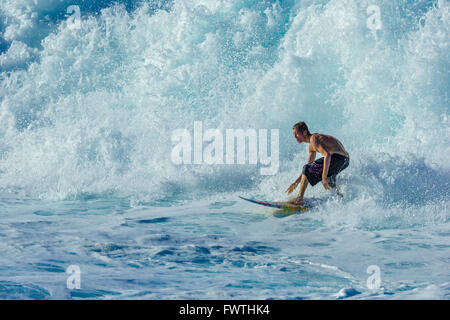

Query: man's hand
[[285, 182, 299, 194], [322, 179, 332, 190]]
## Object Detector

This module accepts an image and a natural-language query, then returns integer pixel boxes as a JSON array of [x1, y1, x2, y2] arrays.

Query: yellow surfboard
[[239, 196, 310, 212]]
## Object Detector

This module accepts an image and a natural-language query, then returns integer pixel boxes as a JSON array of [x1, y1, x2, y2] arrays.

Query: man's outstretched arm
[[311, 138, 332, 190]]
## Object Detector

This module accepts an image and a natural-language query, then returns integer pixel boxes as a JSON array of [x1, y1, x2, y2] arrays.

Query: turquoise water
[[0, 193, 448, 299], [0, 0, 449, 299]]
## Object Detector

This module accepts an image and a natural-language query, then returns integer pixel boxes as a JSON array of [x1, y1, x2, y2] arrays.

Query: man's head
[[292, 121, 311, 143]]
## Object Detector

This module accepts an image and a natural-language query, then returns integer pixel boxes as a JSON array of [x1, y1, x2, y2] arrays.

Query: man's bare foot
[[287, 197, 303, 205]]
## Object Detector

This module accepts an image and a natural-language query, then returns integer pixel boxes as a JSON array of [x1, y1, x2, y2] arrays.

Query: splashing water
[[0, 0, 448, 299]]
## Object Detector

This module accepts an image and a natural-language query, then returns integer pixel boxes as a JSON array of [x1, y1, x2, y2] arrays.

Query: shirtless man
[[286, 121, 350, 205]]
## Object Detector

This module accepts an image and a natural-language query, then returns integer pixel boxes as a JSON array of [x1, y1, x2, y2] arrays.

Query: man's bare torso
[[309, 133, 349, 158]]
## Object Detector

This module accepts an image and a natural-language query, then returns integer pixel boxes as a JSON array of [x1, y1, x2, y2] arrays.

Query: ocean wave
[[0, 0, 448, 211]]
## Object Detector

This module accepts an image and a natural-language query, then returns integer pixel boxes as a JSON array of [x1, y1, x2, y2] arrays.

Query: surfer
[[286, 121, 350, 205]]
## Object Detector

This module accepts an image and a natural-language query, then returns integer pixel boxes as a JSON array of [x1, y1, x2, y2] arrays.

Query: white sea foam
[[0, 0, 448, 225]]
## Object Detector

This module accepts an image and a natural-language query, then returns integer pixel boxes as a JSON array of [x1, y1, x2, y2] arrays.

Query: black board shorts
[[302, 154, 349, 187]]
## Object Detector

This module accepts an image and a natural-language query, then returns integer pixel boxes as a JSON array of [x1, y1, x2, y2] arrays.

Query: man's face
[[293, 128, 305, 143]]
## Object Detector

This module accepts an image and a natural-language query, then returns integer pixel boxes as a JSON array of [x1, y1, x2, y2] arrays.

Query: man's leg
[[328, 175, 336, 188], [327, 154, 349, 198], [288, 174, 308, 204], [328, 175, 343, 197], [297, 174, 309, 201]]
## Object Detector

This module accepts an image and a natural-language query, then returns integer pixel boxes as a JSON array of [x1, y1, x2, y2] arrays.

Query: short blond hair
[[293, 121, 311, 135]]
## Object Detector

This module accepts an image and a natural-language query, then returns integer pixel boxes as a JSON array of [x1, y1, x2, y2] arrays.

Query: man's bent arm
[[311, 137, 332, 187], [322, 152, 331, 182]]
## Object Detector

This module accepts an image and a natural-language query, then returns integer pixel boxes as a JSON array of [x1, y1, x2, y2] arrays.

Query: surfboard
[[239, 196, 310, 212]]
